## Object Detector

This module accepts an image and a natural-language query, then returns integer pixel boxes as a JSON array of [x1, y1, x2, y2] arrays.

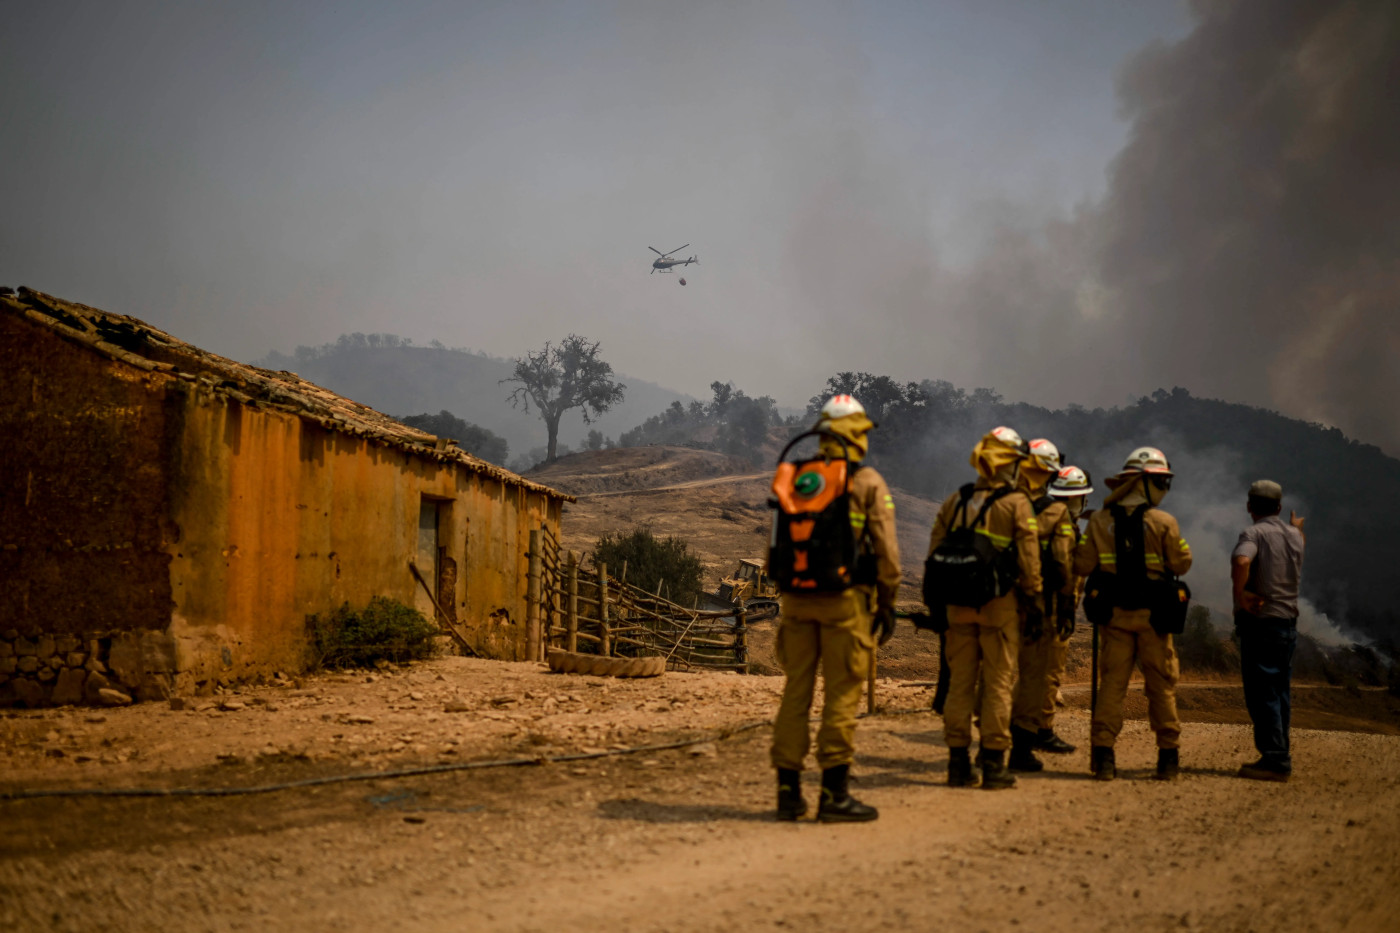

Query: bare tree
[[501, 334, 626, 465]]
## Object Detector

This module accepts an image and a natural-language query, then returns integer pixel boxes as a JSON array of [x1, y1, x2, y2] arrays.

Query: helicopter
[[649, 244, 698, 275]]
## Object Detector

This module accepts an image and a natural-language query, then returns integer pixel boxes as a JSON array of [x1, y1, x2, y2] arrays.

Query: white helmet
[[819, 394, 866, 420], [986, 425, 1027, 452], [1027, 438, 1061, 473], [1049, 465, 1093, 498], [1121, 446, 1173, 476]]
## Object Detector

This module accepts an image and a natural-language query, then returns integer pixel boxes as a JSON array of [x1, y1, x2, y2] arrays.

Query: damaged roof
[[2, 287, 572, 501]]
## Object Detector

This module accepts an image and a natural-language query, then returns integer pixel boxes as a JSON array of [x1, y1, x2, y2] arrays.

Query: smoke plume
[[1100, 0, 1400, 450], [948, 0, 1400, 455]]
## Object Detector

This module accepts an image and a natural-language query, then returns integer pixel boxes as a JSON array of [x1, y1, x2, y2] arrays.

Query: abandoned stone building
[[0, 287, 569, 707]]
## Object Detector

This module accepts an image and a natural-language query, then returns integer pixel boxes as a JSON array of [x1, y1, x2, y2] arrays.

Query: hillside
[[255, 342, 694, 463], [530, 445, 938, 590], [527, 444, 942, 678], [624, 378, 1400, 647], [251, 338, 1400, 645]]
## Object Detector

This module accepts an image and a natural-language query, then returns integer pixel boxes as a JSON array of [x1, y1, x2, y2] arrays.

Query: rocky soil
[[3, 656, 1400, 933]]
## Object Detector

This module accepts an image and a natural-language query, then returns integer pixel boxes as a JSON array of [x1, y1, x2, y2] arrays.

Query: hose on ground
[[0, 705, 935, 801]]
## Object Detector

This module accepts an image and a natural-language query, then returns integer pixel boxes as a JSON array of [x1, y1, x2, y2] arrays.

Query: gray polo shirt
[[1232, 515, 1305, 619]]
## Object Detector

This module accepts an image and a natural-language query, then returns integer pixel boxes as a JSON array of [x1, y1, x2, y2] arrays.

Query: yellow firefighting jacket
[[851, 465, 902, 612], [1072, 506, 1192, 582]]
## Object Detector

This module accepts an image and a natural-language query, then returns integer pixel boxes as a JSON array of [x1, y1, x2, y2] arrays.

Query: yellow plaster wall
[[166, 387, 557, 688]]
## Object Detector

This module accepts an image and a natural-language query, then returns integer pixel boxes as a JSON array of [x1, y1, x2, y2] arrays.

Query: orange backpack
[[767, 431, 865, 593]]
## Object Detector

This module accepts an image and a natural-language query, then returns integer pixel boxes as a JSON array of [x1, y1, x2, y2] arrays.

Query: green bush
[[593, 527, 705, 608], [307, 597, 438, 669]]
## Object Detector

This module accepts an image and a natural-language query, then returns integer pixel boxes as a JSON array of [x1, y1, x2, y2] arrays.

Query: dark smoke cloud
[[945, 0, 1400, 455], [1100, 0, 1400, 451]]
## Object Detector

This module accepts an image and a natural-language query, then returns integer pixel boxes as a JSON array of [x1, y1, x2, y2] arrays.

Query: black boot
[[978, 749, 1017, 790], [1008, 726, 1044, 773], [1091, 746, 1116, 782], [1035, 728, 1076, 754], [776, 768, 807, 821], [817, 764, 878, 823], [1155, 748, 1180, 782], [947, 747, 979, 788]]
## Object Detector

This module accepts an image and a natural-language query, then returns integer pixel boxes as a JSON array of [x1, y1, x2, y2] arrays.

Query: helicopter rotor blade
[[648, 246, 666, 256], [667, 244, 689, 256]]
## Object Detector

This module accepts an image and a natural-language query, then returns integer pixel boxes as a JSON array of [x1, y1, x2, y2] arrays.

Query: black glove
[[1056, 596, 1077, 638], [873, 607, 897, 646], [909, 609, 948, 635], [1020, 594, 1044, 643]]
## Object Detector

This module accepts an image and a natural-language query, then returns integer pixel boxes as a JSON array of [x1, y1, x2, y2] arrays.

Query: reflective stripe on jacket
[[927, 480, 1042, 596], [850, 466, 902, 611], [1072, 507, 1192, 581]]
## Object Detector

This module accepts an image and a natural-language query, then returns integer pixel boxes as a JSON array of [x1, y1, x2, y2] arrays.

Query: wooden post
[[735, 608, 748, 674], [597, 560, 611, 657], [867, 643, 878, 714], [527, 529, 542, 662], [566, 550, 579, 654]]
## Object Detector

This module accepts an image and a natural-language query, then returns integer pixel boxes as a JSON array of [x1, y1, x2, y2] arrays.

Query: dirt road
[[574, 472, 770, 498], [3, 658, 1399, 933]]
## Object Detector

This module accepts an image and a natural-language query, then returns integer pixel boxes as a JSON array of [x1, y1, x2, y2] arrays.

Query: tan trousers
[[943, 592, 1019, 751], [1091, 608, 1181, 749], [770, 589, 873, 771], [1043, 633, 1070, 730], [1011, 617, 1053, 733]]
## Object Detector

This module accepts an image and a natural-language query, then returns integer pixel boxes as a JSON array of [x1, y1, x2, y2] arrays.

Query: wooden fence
[[524, 529, 748, 672]]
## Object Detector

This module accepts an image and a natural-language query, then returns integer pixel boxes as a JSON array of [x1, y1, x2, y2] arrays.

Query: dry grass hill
[[528, 445, 940, 591], [527, 445, 943, 678]]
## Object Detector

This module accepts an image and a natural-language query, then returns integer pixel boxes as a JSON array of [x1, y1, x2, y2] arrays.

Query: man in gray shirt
[[1231, 479, 1306, 781]]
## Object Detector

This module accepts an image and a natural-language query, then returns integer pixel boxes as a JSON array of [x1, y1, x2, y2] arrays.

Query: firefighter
[[1008, 440, 1078, 772], [769, 395, 901, 822], [1074, 447, 1192, 781], [926, 427, 1041, 789], [1038, 465, 1094, 755]]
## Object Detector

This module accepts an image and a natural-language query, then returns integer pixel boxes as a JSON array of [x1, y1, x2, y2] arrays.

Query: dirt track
[[3, 657, 1400, 933]]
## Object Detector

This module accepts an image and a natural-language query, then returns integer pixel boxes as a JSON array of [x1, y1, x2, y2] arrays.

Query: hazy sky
[[6, 1, 1393, 452]]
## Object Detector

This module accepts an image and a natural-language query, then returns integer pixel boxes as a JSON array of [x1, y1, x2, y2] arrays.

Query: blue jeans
[[1235, 612, 1298, 771]]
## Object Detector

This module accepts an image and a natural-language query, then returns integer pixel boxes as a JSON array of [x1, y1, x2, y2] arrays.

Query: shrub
[[592, 527, 705, 608], [1175, 606, 1239, 674], [308, 597, 438, 669]]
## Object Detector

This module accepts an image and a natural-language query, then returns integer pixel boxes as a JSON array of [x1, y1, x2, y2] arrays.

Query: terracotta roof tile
[[3, 288, 572, 501]]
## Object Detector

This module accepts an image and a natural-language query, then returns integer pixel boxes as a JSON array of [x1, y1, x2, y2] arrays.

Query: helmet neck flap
[[817, 411, 875, 461]]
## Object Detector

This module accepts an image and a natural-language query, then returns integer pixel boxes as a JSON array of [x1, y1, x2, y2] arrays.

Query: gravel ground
[[2, 657, 1399, 933]]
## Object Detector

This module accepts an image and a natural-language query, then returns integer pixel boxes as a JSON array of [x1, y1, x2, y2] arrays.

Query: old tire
[[546, 649, 664, 678]]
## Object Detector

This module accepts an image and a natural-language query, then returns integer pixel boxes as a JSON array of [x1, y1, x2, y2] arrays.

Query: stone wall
[[0, 626, 134, 708]]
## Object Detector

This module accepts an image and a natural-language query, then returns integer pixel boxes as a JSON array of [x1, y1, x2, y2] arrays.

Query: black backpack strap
[[964, 484, 1012, 531], [952, 482, 977, 530], [1032, 494, 1055, 515], [775, 429, 856, 500], [1110, 503, 1151, 588]]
